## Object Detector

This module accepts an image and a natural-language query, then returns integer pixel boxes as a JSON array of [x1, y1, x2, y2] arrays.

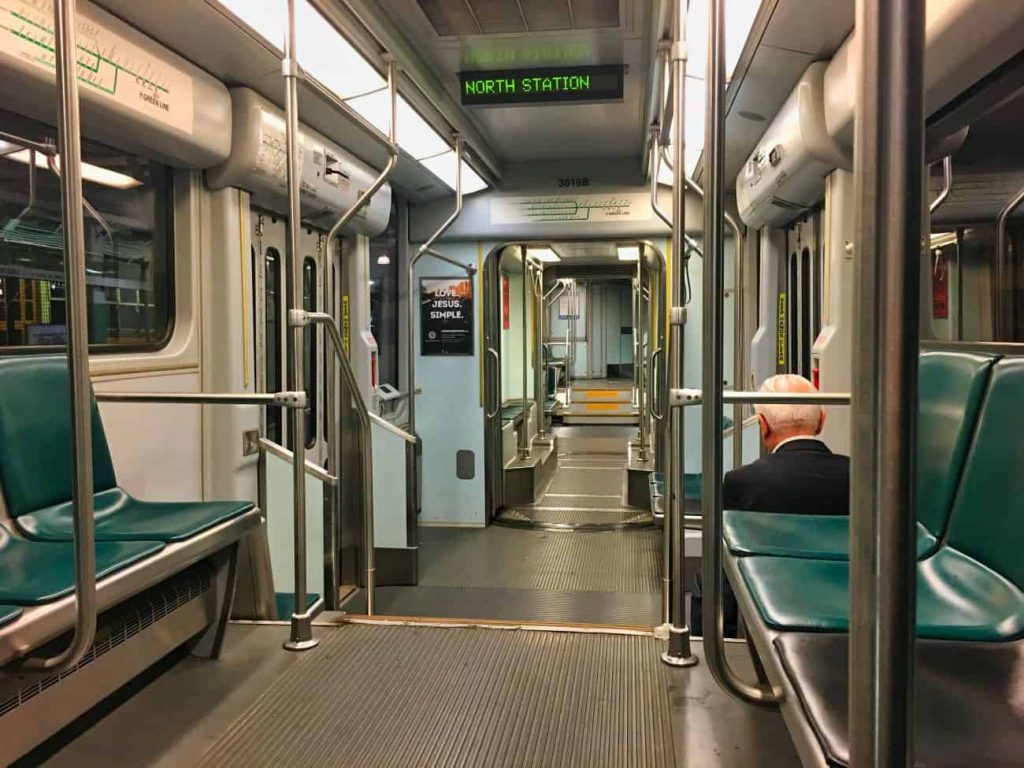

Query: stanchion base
[[283, 615, 319, 652], [661, 624, 698, 667]]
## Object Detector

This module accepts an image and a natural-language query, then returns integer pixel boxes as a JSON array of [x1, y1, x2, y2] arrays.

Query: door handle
[[486, 348, 501, 419]]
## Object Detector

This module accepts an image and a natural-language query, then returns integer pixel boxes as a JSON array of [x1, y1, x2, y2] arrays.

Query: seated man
[[690, 374, 850, 636]]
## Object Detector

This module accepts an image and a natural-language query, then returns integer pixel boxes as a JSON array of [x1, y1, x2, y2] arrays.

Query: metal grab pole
[[662, 0, 696, 668], [929, 156, 952, 215], [24, 0, 97, 672], [850, 0, 925, 761], [282, 0, 317, 652], [995, 182, 1024, 340], [306, 313, 378, 615], [700, 0, 778, 703], [534, 267, 549, 441], [516, 249, 532, 460]]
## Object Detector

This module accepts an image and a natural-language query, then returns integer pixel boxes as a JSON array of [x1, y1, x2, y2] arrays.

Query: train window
[[265, 247, 283, 445], [303, 256, 317, 448], [931, 223, 1024, 343], [369, 202, 399, 387], [0, 111, 173, 352]]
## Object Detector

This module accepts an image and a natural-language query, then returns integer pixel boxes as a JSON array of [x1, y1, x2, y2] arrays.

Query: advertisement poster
[[421, 277, 474, 356]]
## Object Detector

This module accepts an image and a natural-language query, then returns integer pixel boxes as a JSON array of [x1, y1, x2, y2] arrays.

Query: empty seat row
[[720, 351, 1024, 766], [0, 356, 258, 643]]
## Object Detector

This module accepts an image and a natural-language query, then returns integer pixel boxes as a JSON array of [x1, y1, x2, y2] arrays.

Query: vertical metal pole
[[731, 229, 744, 471], [849, 0, 924, 761], [25, 0, 98, 672], [518, 247, 530, 459], [699, 0, 779, 704], [636, 257, 648, 459], [324, 242, 340, 610], [283, 0, 316, 651], [535, 266, 548, 441], [662, 0, 696, 667]]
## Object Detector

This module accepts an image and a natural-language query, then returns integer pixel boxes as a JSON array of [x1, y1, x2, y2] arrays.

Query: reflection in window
[[303, 256, 317, 448], [265, 247, 282, 445], [0, 110, 173, 351], [369, 202, 399, 387]]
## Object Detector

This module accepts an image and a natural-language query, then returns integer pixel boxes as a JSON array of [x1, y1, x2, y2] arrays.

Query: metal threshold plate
[[198, 624, 676, 767]]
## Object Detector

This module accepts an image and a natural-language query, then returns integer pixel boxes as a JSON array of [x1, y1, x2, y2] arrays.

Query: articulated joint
[[274, 391, 308, 409], [281, 58, 301, 78], [669, 388, 702, 407], [670, 306, 687, 325], [671, 41, 688, 63], [288, 308, 311, 327]]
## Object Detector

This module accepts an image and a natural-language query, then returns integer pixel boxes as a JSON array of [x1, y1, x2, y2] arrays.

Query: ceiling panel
[[417, 0, 481, 36], [760, 0, 853, 56], [521, 0, 572, 31]]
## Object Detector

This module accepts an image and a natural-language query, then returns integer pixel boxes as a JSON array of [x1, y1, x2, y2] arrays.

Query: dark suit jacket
[[723, 438, 850, 516]]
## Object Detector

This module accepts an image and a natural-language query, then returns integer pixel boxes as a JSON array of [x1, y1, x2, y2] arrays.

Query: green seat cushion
[[18, 488, 254, 544], [0, 356, 118, 518], [649, 473, 701, 501], [0, 605, 22, 627], [501, 404, 525, 423], [0, 526, 163, 604], [723, 511, 938, 560], [942, 357, 1024, 591], [737, 550, 1024, 641], [915, 351, 995, 539]]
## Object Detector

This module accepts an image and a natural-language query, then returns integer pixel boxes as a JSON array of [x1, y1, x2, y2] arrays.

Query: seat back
[[916, 351, 996, 538], [944, 356, 1024, 588], [0, 356, 117, 517]]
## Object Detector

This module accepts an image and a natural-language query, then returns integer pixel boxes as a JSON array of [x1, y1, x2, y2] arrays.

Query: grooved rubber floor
[[418, 526, 661, 593], [198, 625, 676, 768]]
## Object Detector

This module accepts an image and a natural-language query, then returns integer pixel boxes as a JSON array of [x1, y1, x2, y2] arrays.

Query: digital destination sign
[[459, 65, 624, 106]]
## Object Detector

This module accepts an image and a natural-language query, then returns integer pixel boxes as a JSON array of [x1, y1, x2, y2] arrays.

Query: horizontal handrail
[[369, 412, 417, 444], [258, 437, 337, 486], [670, 389, 852, 407], [95, 391, 307, 407]]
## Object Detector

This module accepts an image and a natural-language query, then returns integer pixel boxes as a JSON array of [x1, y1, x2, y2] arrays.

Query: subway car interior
[[0, 0, 1022, 765]]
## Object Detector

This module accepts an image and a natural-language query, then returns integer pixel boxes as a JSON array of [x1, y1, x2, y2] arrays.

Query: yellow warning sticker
[[776, 293, 787, 367]]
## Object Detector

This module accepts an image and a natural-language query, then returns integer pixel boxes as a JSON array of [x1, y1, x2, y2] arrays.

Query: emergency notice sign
[[421, 277, 474, 356]]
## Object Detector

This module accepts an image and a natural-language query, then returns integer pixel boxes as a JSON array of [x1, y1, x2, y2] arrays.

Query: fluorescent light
[[528, 248, 560, 263], [4, 150, 142, 189], [420, 151, 488, 195], [211, 0, 489, 195], [377, 254, 391, 265], [617, 245, 640, 262]]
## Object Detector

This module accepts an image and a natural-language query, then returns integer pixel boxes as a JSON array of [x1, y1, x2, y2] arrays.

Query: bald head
[[755, 374, 825, 451]]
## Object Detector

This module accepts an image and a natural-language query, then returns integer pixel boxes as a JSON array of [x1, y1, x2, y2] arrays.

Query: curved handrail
[[485, 348, 501, 418], [700, 0, 779, 706], [306, 312, 377, 615], [325, 58, 399, 258], [995, 179, 1024, 339], [24, 0, 97, 672], [929, 155, 952, 215], [649, 347, 665, 420], [369, 412, 417, 444]]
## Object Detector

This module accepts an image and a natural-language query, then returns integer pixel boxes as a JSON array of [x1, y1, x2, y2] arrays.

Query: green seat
[[737, 550, 1023, 641], [0, 605, 22, 627], [19, 488, 254, 544], [501, 404, 525, 423], [650, 473, 701, 501], [0, 526, 163, 604], [724, 511, 938, 560], [736, 357, 1024, 641], [0, 356, 254, 544], [724, 352, 995, 560]]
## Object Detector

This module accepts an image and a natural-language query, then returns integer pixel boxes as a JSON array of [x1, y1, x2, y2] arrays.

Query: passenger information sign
[[421, 277, 474, 356], [459, 65, 624, 106]]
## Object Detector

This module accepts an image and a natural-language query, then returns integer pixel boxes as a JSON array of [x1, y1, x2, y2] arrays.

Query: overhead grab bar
[[95, 391, 306, 406], [24, 0, 98, 672], [325, 57, 398, 257], [929, 155, 952, 215], [407, 134, 474, 440], [304, 311, 378, 616], [700, 0, 780, 706], [994, 179, 1024, 339]]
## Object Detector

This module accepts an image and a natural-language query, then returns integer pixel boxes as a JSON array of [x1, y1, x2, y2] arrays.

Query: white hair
[[754, 374, 822, 432]]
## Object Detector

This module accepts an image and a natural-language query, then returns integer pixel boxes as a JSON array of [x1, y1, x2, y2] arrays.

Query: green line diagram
[[514, 197, 638, 222], [2, 4, 170, 97]]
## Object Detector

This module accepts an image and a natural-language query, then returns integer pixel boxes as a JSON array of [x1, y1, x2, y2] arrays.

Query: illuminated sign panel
[[459, 65, 624, 106]]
